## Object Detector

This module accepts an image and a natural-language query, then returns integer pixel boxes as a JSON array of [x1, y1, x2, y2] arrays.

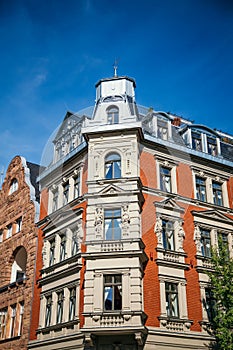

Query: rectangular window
[[162, 220, 175, 250], [0, 308, 7, 339], [104, 209, 121, 240], [16, 217, 22, 233], [63, 182, 69, 205], [49, 239, 56, 266], [104, 275, 122, 311], [74, 175, 80, 199], [165, 282, 179, 318], [212, 181, 223, 206], [71, 228, 79, 255], [205, 288, 215, 322], [201, 229, 211, 258], [56, 291, 64, 324], [7, 224, 12, 238], [218, 232, 229, 257], [10, 305, 16, 337], [60, 234, 66, 261], [45, 295, 52, 327], [69, 287, 76, 321], [52, 189, 58, 211], [192, 131, 202, 151], [160, 167, 171, 192], [18, 302, 24, 336], [196, 177, 206, 202]]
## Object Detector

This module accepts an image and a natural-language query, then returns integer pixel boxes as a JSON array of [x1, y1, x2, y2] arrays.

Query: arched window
[[10, 247, 27, 283], [105, 153, 121, 179], [9, 179, 18, 194], [107, 106, 119, 124]]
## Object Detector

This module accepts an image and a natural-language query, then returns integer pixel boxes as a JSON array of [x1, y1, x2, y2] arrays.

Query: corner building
[[29, 75, 233, 350], [0, 156, 40, 349]]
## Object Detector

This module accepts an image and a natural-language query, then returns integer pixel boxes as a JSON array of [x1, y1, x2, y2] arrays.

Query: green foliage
[[206, 236, 233, 350]]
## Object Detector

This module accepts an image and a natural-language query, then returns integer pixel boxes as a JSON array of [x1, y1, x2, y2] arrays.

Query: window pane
[[60, 235, 66, 261], [165, 282, 179, 318], [74, 175, 80, 198], [105, 153, 121, 179], [196, 177, 206, 202], [107, 107, 119, 124], [201, 229, 211, 257], [162, 220, 175, 250], [69, 288, 76, 321], [160, 167, 171, 192], [207, 137, 217, 156], [104, 275, 122, 311], [205, 288, 216, 322], [212, 181, 223, 206], [104, 209, 121, 240], [57, 291, 63, 323], [45, 295, 52, 327]]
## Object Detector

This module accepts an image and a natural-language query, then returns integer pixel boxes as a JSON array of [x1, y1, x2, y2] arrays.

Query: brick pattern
[[0, 156, 39, 349]]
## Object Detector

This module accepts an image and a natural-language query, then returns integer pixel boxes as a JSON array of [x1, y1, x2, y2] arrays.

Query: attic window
[[107, 106, 119, 124], [9, 179, 18, 194]]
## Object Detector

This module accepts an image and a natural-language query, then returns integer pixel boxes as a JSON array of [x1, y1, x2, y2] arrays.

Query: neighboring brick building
[[29, 74, 233, 350], [0, 156, 40, 349]]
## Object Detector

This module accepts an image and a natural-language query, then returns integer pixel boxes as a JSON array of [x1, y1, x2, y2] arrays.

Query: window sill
[[0, 335, 20, 343], [37, 318, 79, 334], [0, 278, 26, 293], [41, 253, 81, 273]]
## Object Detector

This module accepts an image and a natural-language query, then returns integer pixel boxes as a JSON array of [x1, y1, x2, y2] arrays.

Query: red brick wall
[[0, 156, 39, 349]]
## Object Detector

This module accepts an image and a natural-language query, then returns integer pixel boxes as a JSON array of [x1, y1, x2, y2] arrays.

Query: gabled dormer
[[53, 111, 86, 162]]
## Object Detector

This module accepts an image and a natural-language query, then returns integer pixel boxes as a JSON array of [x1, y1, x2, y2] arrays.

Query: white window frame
[[156, 158, 177, 194], [159, 276, 188, 321]]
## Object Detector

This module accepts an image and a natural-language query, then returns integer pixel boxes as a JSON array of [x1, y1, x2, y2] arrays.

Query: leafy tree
[[206, 236, 233, 350]]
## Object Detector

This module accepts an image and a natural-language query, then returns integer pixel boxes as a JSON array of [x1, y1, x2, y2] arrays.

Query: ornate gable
[[191, 209, 233, 224], [97, 183, 125, 197], [154, 197, 184, 214]]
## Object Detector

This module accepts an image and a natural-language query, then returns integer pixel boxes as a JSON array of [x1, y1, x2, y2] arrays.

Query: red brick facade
[[0, 156, 39, 349]]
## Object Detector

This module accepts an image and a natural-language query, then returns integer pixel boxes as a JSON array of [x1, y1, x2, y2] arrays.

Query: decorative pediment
[[154, 198, 184, 214], [98, 183, 124, 196], [191, 209, 233, 224], [43, 207, 83, 233]]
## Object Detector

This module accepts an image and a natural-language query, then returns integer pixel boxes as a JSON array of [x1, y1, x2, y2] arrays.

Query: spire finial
[[113, 58, 118, 77]]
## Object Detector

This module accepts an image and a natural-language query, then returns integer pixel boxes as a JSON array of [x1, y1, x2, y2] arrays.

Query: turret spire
[[113, 58, 118, 77]]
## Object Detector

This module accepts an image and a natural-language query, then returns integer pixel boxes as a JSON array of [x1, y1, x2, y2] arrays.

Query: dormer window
[[207, 136, 217, 156], [9, 179, 18, 194], [107, 106, 119, 124], [192, 131, 202, 151], [157, 120, 168, 140]]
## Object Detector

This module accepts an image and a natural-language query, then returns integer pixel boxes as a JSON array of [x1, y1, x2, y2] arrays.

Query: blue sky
[[0, 0, 233, 174]]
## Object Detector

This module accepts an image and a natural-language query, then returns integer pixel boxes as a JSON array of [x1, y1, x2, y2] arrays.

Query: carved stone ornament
[[194, 225, 202, 254], [177, 222, 185, 252], [94, 207, 103, 237], [154, 216, 163, 247], [122, 205, 130, 234]]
